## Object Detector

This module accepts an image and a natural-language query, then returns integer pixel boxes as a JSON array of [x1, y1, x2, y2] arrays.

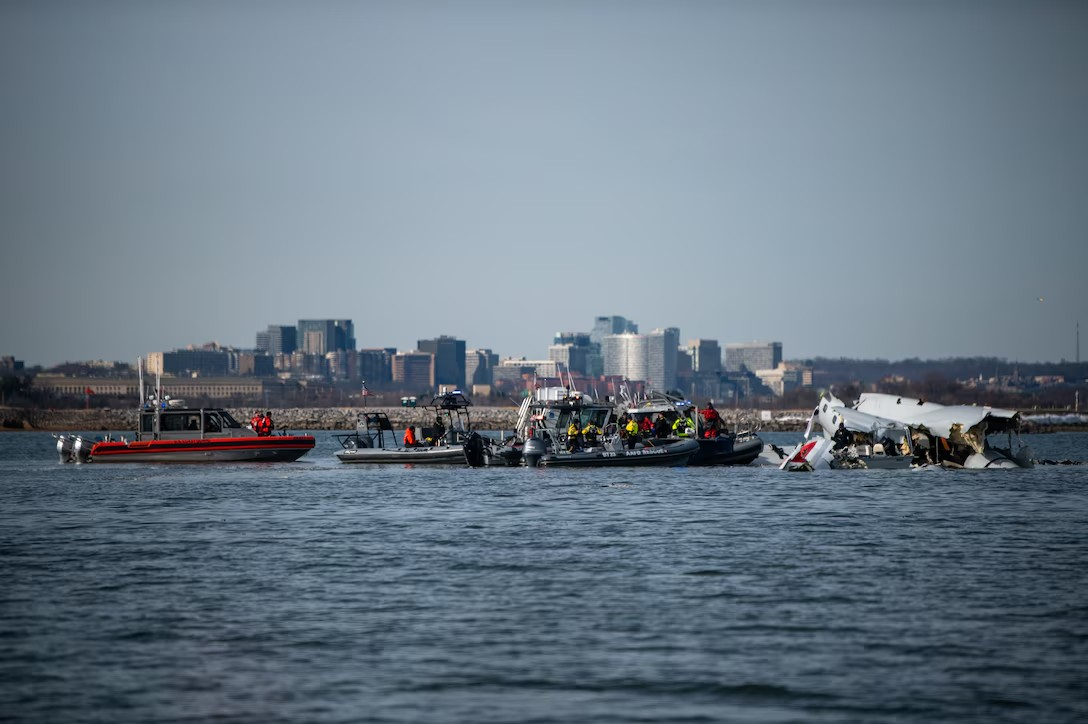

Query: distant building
[[754, 363, 801, 397], [725, 341, 782, 374], [548, 343, 587, 377], [602, 333, 647, 382], [418, 336, 466, 389], [554, 331, 600, 377], [492, 359, 561, 394], [466, 348, 498, 386], [688, 339, 722, 375], [147, 349, 229, 377], [297, 319, 355, 356], [357, 348, 394, 386], [0, 356, 24, 372], [392, 351, 434, 391], [230, 351, 275, 377], [645, 327, 680, 391], [256, 325, 297, 356], [591, 316, 637, 346]]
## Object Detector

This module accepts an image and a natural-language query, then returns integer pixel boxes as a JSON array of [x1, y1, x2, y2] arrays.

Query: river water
[[2, 431, 1087, 723]]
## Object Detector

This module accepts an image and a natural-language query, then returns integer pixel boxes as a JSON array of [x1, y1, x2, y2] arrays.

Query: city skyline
[[2, 2, 1086, 367]]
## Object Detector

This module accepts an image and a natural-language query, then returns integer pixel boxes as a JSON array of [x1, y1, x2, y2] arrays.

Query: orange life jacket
[[257, 416, 273, 436], [404, 427, 417, 446]]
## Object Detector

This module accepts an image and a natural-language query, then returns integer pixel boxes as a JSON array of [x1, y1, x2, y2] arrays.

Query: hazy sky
[[3, 0, 1086, 367]]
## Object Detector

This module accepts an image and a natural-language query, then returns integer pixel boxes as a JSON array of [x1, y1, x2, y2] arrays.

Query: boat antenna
[[563, 363, 578, 394], [138, 356, 145, 407]]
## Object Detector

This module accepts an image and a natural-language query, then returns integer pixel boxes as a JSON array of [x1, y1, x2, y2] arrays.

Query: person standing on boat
[[653, 414, 670, 439], [700, 403, 723, 439], [624, 417, 639, 449], [251, 410, 262, 430], [566, 419, 581, 452], [257, 411, 274, 437]]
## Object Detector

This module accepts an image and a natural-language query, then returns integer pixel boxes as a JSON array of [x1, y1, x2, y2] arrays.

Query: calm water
[[2, 431, 1087, 724]]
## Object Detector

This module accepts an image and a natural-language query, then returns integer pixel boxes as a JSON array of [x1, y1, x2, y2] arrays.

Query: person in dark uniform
[[832, 422, 852, 450]]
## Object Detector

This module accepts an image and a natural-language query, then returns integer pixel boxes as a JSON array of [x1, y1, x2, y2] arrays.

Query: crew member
[[257, 411, 274, 437], [251, 410, 262, 430], [404, 425, 419, 447], [432, 415, 446, 443], [640, 415, 653, 435], [624, 417, 639, 449], [581, 420, 602, 447], [653, 414, 671, 439], [700, 402, 723, 439], [672, 412, 696, 438], [832, 422, 852, 450], [566, 419, 581, 452]]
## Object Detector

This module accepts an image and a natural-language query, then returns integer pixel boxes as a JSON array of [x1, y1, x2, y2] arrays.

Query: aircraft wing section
[[856, 392, 1021, 440]]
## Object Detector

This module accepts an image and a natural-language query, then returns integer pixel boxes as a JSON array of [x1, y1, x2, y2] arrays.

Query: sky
[[2, 0, 1086, 368]]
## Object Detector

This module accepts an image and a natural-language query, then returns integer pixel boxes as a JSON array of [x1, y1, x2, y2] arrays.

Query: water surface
[[2, 431, 1087, 723]]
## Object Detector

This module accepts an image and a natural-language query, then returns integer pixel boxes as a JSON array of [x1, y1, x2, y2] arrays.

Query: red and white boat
[[56, 404, 314, 463], [55, 362, 314, 463]]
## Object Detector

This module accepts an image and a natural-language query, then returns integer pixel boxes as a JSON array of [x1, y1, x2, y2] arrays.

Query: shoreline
[[3, 406, 1084, 434], [1, 406, 807, 433]]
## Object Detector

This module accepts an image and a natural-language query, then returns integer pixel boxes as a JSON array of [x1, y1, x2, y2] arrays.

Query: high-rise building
[[357, 348, 394, 386], [591, 316, 637, 346], [256, 325, 297, 356], [602, 332, 647, 381], [645, 327, 679, 391], [551, 332, 595, 375], [297, 320, 355, 356], [392, 351, 434, 391], [418, 336, 466, 389], [725, 341, 782, 373], [466, 348, 498, 386], [688, 339, 722, 375]]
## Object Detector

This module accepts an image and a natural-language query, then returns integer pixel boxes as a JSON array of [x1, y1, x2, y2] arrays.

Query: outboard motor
[[55, 434, 74, 463], [72, 435, 94, 464], [522, 437, 547, 468], [463, 432, 487, 468]]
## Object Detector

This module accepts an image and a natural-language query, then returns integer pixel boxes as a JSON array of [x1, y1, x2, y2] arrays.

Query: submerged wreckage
[[783, 392, 1034, 470]]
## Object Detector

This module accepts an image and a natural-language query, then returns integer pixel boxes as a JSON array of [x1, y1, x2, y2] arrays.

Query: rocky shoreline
[[4, 406, 1080, 434], [0, 406, 810, 433]]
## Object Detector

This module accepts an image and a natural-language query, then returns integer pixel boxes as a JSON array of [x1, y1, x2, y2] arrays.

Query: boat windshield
[[217, 410, 243, 429]]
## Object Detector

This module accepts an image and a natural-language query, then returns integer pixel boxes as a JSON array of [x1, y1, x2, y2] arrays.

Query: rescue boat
[[54, 359, 314, 463]]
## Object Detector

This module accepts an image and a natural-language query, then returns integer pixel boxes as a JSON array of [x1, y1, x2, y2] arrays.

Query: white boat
[[853, 393, 1033, 469], [780, 392, 915, 471], [335, 390, 474, 465]]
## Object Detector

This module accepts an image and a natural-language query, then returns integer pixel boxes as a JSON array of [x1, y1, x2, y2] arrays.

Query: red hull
[[88, 435, 315, 463]]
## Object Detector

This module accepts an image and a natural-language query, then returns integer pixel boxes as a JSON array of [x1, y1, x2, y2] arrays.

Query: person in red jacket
[[700, 402, 723, 439], [403, 425, 420, 447], [257, 412, 274, 437], [250, 411, 262, 430]]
